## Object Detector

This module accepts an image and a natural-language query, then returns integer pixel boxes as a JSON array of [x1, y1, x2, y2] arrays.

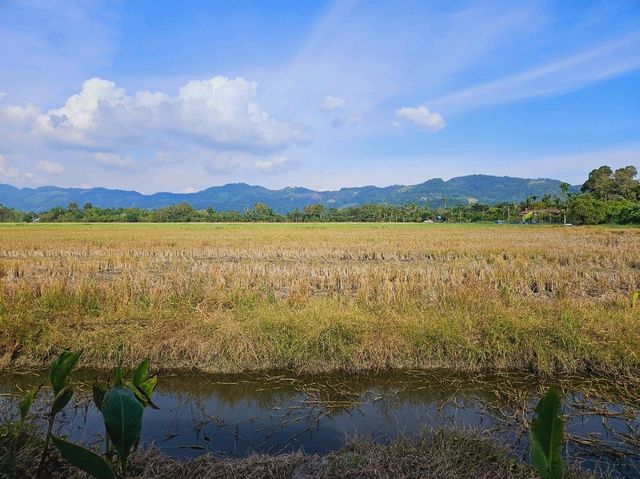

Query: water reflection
[[1, 370, 638, 477]]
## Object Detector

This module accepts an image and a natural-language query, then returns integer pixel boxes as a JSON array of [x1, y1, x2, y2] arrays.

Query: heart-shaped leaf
[[529, 387, 565, 479], [102, 385, 143, 469]]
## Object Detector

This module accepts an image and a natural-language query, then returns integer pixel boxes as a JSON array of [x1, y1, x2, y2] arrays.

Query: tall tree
[[581, 166, 616, 200], [559, 182, 570, 224], [613, 166, 639, 200]]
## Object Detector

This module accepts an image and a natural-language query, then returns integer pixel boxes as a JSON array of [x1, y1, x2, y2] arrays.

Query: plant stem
[[121, 455, 127, 479], [36, 413, 55, 477]]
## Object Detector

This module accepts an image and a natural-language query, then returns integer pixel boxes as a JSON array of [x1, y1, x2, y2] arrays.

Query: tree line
[[1, 165, 638, 224]]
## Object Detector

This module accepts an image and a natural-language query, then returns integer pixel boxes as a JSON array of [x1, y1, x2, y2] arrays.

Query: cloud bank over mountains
[[0, 0, 638, 192], [1, 76, 310, 162]]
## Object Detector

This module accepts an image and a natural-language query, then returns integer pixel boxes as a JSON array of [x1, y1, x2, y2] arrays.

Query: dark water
[[1, 370, 639, 478]]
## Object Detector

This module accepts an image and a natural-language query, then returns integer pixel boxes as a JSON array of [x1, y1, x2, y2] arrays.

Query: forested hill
[[0, 175, 577, 213]]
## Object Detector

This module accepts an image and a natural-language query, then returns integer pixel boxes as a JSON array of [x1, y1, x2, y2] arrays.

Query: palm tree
[[559, 182, 570, 224]]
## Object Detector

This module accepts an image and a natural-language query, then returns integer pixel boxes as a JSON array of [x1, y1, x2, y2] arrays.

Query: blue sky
[[0, 0, 638, 193]]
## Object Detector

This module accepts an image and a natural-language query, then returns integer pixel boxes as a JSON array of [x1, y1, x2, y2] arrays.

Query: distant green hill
[[0, 175, 578, 213]]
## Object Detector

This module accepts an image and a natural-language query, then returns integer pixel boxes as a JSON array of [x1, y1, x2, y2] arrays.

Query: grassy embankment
[[1, 424, 594, 479], [0, 223, 639, 375]]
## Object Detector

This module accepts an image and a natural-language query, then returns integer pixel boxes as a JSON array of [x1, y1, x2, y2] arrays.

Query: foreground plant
[[52, 359, 157, 479], [18, 384, 42, 425], [35, 350, 82, 476], [529, 387, 565, 479]]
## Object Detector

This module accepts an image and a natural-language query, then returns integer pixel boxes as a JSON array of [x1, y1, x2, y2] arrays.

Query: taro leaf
[[529, 387, 565, 479], [132, 359, 158, 398], [140, 375, 158, 399], [52, 436, 115, 479], [129, 359, 158, 408], [93, 383, 106, 412], [132, 359, 150, 387], [102, 385, 143, 468], [126, 381, 160, 410], [51, 386, 74, 415], [19, 384, 42, 422], [50, 350, 82, 395]]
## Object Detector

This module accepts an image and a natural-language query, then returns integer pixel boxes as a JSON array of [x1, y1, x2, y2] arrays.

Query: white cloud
[[37, 160, 65, 174], [0, 154, 35, 183], [254, 156, 297, 172], [321, 95, 345, 111], [394, 106, 445, 132], [0, 76, 311, 153], [0, 155, 16, 178], [93, 152, 135, 170]]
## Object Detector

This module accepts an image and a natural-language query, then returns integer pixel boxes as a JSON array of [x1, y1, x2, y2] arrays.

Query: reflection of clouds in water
[[0, 371, 638, 475]]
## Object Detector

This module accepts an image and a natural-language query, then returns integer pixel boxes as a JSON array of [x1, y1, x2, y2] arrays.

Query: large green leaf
[[52, 436, 115, 479], [529, 387, 565, 479], [19, 384, 42, 422], [50, 350, 82, 395], [102, 385, 143, 467], [51, 386, 74, 415]]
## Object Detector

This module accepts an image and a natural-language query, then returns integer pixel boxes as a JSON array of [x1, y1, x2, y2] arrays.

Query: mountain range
[[0, 175, 578, 213]]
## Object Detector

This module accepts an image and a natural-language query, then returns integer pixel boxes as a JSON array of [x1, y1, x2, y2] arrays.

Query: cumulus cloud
[[321, 95, 346, 111], [0, 76, 311, 153], [394, 106, 445, 132], [37, 160, 64, 174]]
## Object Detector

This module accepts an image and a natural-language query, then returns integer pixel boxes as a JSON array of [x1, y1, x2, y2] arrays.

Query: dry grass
[[0, 223, 639, 374], [123, 432, 567, 479], [0, 425, 596, 479]]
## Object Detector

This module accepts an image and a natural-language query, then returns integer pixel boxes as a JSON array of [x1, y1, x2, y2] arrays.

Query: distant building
[[519, 208, 562, 223]]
